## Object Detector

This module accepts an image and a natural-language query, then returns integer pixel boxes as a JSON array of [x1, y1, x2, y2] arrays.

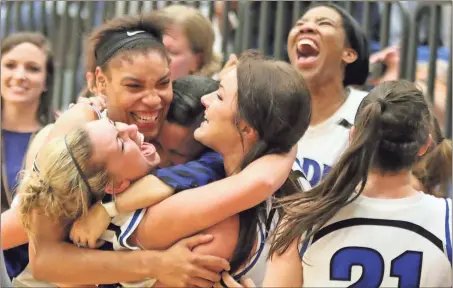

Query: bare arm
[[115, 174, 174, 212], [1, 198, 27, 250], [262, 239, 303, 287], [29, 211, 158, 284], [3, 104, 99, 250], [136, 147, 296, 249], [29, 210, 229, 286]]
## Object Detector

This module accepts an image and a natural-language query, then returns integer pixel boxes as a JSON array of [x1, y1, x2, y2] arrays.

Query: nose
[[142, 90, 162, 107], [201, 93, 213, 108], [299, 22, 316, 34], [13, 66, 26, 81]]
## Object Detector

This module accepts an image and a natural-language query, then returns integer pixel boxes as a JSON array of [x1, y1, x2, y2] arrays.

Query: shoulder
[[341, 87, 369, 124], [24, 124, 54, 170]]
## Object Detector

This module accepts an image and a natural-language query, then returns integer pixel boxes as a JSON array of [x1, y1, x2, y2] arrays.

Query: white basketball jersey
[[300, 193, 452, 287], [296, 88, 368, 187], [234, 167, 312, 286]]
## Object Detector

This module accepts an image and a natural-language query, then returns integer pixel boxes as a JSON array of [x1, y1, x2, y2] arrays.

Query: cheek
[[287, 28, 298, 46], [30, 73, 46, 90], [170, 56, 190, 73], [158, 86, 174, 107]]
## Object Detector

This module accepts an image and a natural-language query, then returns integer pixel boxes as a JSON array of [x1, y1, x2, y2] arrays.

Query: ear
[[239, 120, 258, 141], [94, 67, 107, 95], [418, 134, 433, 157], [349, 126, 356, 143], [105, 179, 131, 195], [342, 47, 358, 65]]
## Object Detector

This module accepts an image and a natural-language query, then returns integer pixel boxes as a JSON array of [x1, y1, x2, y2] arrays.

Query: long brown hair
[[1, 31, 55, 126], [269, 80, 432, 256], [412, 104, 452, 197], [229, 51, 311, 272]]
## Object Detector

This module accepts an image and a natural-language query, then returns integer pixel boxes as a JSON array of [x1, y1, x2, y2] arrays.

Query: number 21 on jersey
[[330, 247, 422, 287]]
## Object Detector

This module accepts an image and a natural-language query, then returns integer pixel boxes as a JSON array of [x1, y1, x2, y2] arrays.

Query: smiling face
[[96, 50, 173, 141], [194, 68, 244, 155], [153, 121, 204, 167], [86, 119, 160, 184], [287, 6, 356, 84], [1, 42, 47, 106]]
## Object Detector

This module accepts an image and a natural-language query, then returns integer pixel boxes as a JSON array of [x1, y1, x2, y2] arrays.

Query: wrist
[[143, 250, 164, 279], [96, 201, 112, 222]]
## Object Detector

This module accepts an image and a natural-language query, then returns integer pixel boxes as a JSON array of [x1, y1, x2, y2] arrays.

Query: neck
[[306, 79, 347, 126], [2, 101, 41, 132], [222, 141, 254, 176], [361, 169, 418, 199]]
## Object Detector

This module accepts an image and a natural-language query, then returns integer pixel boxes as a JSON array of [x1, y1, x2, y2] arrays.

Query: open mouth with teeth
[[130, 112, 159, 123], [296, 39, 320, 67]]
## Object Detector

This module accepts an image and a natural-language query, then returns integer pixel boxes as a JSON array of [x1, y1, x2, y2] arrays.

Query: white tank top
[[296, 88, 368, 187], [300, 193, 452, 287], [234, 167, 311, 286]]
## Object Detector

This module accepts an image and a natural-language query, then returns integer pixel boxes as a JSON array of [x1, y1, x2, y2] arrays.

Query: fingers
[[87, 237, 98, 249], [183, 234, 214, 250], [194, 254, 231, 272], [95, 239, 106, 249], [69, 227, 79, 246], [78, 237, 88, 249], [192, 266, 222, 283], [221, 272, 242, 288]]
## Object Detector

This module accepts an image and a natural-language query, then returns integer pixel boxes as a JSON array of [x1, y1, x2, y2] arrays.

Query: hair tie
[[95, 30, 162, 67], [32, 158, 40, 175], [64, 135, 93, 196]]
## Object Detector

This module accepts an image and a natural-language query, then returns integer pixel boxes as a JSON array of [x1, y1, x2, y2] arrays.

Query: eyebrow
[[120, 76, 141, 84], [300, 16, 334, 23], [159, 71, 171, 82], [219, 84, 224, 90]]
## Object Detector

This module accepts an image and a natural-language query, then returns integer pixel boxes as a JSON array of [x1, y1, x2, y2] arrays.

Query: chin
[[194, 128, 212, 150]]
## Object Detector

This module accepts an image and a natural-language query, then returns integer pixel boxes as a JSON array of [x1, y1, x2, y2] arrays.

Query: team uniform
[[296, 88, 368, 187], [228, 166, 311, 286], [13, 105, 226, 287], [299, 193, 452, 287]]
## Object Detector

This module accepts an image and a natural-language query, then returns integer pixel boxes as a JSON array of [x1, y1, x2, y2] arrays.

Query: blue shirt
[[2, 130, 33, 279], [154, 150, 225, 192]]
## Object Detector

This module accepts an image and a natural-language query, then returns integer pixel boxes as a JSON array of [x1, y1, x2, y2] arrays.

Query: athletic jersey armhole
[[444, 198, 452, 265], [233, 224, 266, 280]]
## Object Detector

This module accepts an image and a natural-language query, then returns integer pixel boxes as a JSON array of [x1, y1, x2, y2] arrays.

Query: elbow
[[29, 249, 45, 281], [255, 173, 280, 195], [193, 215, 239, 264], [28, 244, 51, 282]]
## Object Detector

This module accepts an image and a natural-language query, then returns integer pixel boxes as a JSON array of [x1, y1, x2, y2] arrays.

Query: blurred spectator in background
[[1, 31, 55, 280], [367, 45, 449, 130], [160, 4, 222, 80]]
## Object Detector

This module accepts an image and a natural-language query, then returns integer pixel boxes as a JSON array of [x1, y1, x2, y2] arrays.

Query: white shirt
[[296, 88, 368, 187], [300, 193, 452, 287]]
